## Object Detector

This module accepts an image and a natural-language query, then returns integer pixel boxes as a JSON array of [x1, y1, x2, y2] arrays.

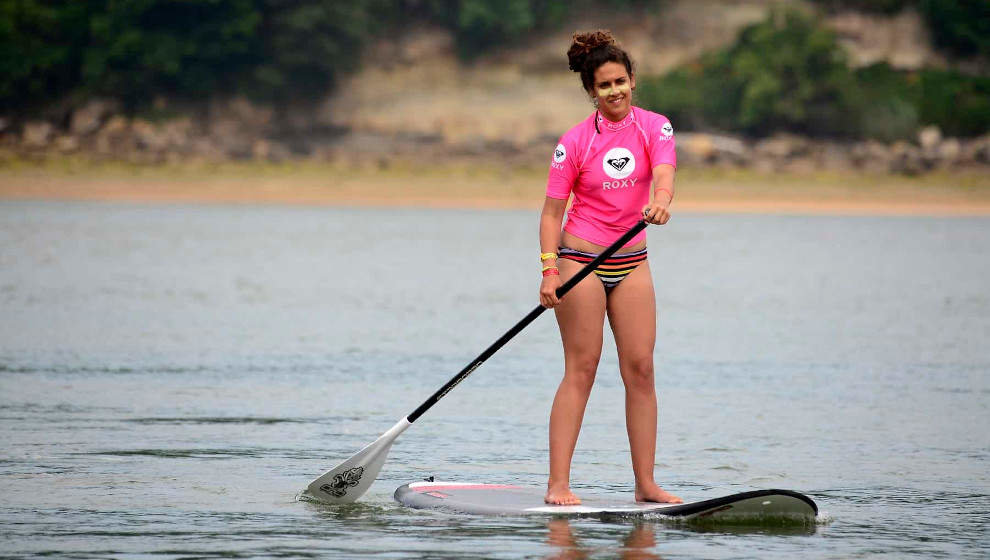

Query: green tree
[[0, 0, 93, 112], [82, 0, 261, 108], [731, 9, 853, 135], [848, 63, 920, 142], [918, 68, 990, 136], [918, 0, 990, 59], [422, 0, 650, 58], [639, 8, 857, 137], [249, 0, 389, 103]]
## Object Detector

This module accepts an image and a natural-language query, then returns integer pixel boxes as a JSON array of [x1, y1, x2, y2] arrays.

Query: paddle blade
[[304, 418, 411, 504]]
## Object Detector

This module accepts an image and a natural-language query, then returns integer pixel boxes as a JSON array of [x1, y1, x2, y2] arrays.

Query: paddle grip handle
[[407, 220, 648, 423]]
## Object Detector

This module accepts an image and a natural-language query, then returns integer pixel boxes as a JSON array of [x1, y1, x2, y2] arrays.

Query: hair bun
[[567, 30, 615, 73]]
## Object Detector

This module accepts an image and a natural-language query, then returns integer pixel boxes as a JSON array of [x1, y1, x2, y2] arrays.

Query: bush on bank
[[636, 8, 990, 141], [0, 0, 385, 112]]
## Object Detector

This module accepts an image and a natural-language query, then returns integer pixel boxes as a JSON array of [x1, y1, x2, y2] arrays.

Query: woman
[[539, 30, 681, 506]]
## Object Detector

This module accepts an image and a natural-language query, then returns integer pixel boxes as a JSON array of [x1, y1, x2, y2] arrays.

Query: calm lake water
[[1, 201, 988, 558]]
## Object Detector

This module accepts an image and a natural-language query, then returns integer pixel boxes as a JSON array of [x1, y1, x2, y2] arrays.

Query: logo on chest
[[602, 147, 636, 179], [601, 146, 637, 189]]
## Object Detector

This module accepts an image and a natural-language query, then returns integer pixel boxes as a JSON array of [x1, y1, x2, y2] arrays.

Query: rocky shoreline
[[676, 129, 990, 176], [4, 98, 989, 176]]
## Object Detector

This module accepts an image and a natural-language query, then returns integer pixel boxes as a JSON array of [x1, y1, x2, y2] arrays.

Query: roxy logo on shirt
[[551, 143, 567, 170], [602, 147, 637, 189]]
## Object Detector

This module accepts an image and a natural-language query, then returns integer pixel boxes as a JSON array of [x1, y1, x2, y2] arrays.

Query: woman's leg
[[606, 261, 682, 503], [546, 257, 607, 505]]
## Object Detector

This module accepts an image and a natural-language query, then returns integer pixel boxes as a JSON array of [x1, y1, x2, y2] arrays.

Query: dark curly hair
[[566, 30, 634, 94]]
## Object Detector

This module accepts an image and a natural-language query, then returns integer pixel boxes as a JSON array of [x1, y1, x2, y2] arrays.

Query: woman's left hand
[[642, 200, 671, 225]]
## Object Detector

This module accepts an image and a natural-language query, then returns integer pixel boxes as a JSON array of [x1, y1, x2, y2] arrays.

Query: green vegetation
[[637, 8, 990, 140], [919, 0, 990, 59], [2, 0, 985, 140], [424, 0, 650, 57], [0, 0, 387, 111], [83, 1, 261, 105], [637, 9, 857, 138], [853, 64, 990, 140], [811, 0, 989, 58], [1, 0, 91, 111], [0, 0, 651, 114]]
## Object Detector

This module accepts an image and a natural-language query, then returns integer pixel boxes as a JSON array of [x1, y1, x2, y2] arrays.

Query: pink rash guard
[[546, 106, 676, 247]]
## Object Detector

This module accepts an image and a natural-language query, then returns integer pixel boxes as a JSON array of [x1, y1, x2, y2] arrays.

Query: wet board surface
[[394, 481, 818, 520]]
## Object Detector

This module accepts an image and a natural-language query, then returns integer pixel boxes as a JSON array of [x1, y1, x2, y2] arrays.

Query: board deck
[[394, 481, 818, 521]]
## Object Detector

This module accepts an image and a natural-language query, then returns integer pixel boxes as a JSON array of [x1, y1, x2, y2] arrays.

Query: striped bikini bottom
[[557, 247, 648, 292]]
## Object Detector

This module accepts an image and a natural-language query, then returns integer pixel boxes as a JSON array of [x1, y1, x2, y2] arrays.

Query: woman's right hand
[[540, 274, 562, 308]]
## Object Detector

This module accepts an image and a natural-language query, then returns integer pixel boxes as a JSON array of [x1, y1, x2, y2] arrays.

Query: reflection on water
[[545, 515, 820, 560], [547, 519, 661, 560]]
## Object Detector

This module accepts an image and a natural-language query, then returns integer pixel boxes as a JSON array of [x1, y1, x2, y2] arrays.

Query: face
[[590, 61, 635, 121]]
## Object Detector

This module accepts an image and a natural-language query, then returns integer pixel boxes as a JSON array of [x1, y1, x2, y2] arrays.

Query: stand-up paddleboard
[[395, 481, 818, 521]]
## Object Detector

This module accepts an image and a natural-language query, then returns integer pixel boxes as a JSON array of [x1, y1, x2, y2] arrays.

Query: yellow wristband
[[540, 252, 558, 261], [541, 265, 558, 272]]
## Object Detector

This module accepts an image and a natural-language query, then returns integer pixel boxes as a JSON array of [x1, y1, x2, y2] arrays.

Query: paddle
[[305, 220, 650, 503]]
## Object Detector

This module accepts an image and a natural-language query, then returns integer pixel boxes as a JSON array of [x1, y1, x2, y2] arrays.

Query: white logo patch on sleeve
[[661, 122, 674, 139], [602, 147, 636, 179], [553, 143, 567, 164]]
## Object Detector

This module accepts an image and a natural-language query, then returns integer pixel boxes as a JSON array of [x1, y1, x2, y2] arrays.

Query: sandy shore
[[2, 159, 989, 216]]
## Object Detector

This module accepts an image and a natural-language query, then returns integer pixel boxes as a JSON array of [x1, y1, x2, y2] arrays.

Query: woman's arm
[[539, 196, 569, 308], [643, 163, 675, 225]]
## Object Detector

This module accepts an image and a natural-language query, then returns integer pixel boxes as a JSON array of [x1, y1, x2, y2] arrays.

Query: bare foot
[[545, 483, 582, 505], [635, 481, 683, 503]]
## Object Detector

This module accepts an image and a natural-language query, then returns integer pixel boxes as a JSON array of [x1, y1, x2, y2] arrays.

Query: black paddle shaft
[[407, 220, 649, 423]]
